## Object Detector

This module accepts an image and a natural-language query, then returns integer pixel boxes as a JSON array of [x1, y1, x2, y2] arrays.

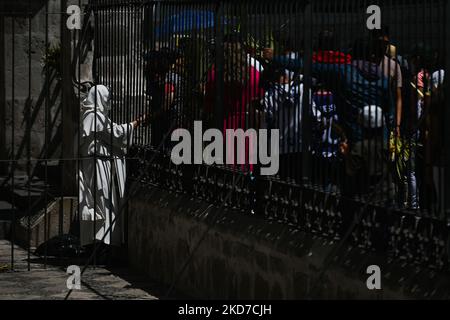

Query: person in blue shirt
[[270, 38, 394, 144], [271, 38, 396, 199]]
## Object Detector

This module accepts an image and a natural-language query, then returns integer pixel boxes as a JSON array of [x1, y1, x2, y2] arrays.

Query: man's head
[[315, 30, 337, 51], [409, 42, 434, 72], [352, 38, 384, 64], [371, 26, 390, 42], [263, 64, 290, 85], [370, 26, 392, 58], [223, 33, 243, 52], [223, 33, 249, 85], [144, 50, 171, 80]]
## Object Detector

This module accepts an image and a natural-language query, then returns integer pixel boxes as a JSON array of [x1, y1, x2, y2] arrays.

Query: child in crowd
[[312, 86, 347, 193]]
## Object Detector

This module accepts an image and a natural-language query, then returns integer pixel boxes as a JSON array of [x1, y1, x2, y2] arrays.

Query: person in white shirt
[[372, 27, 403, 137], [262, 66, 313, 182]]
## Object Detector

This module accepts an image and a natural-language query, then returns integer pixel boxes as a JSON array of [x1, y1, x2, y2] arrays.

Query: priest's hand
[[139, 113, 150, 127], [132, 114, 150, 128]]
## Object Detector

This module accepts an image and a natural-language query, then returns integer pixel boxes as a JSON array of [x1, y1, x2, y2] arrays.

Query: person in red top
[[204, 34, 264, 172]]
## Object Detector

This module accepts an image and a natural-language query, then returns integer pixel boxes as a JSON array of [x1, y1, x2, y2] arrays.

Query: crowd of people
[[143, 26, 446, 213]]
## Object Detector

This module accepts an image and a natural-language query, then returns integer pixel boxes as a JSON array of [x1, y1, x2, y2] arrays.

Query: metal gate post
[[214, 0, 224, 130], [0, 14, 5, 175], [61, 0, 77, 197], [301, 1, 312, 186], [444, 0, 450, 245]]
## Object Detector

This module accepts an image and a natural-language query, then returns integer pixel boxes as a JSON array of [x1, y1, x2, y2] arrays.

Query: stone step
[[14, 197, 78, 249]]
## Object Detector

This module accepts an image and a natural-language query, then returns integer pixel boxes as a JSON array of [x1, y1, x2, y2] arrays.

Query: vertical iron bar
[[60, 0, 65, 242], [215, 0, 224, 131], [301, 2, 312, 187], [93, 1, 100, 269], [0, 14, 4, 176], [10, 17, 15, 271], [445, 0, 450, 226], [0, 12, 7, 266], [27, 2, 32, 271], [44, 0, 49, 269]]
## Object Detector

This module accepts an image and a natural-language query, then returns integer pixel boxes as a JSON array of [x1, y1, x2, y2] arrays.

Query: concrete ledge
[[128, 185, 450, 299]]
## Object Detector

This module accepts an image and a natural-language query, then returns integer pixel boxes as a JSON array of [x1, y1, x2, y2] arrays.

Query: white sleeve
[[263, 91, 274, 119], [98, 117, 134, 150], [110, 122, 134, 149]]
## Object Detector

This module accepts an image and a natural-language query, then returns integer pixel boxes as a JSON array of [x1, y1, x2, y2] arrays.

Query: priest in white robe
[[78, 85, 145, 246]]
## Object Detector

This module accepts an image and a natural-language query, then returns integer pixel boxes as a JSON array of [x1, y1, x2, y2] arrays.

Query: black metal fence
[[100, 0, 449, 269], [1, 0, 449, 278]]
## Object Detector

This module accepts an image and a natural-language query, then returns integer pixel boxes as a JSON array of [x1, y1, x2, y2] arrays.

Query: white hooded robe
[[78, 85, 134, 246]]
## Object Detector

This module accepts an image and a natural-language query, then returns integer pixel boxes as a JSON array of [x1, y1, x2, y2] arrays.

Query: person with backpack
[[263, 37, 396, 200], [311, 38, 395, 200]]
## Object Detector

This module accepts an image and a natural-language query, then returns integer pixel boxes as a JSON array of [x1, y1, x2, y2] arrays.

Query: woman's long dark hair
[[223, 34, 249, 86]]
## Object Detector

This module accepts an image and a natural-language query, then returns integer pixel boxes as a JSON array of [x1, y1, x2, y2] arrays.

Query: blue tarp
[[155, 10, 228, 37]]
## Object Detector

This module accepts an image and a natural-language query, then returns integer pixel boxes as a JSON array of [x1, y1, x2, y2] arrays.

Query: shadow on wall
[[1, 43, 64, 189], [0, 1, 94, 210]]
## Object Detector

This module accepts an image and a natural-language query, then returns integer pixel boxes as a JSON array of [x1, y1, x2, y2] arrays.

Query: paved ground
[[0, 240, 166, 300]]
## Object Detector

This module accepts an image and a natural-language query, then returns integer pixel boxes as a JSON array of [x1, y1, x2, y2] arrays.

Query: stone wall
[[128, 185, 450, 299], [0, 0, 89, 173], [2, 1, 60, 168]]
